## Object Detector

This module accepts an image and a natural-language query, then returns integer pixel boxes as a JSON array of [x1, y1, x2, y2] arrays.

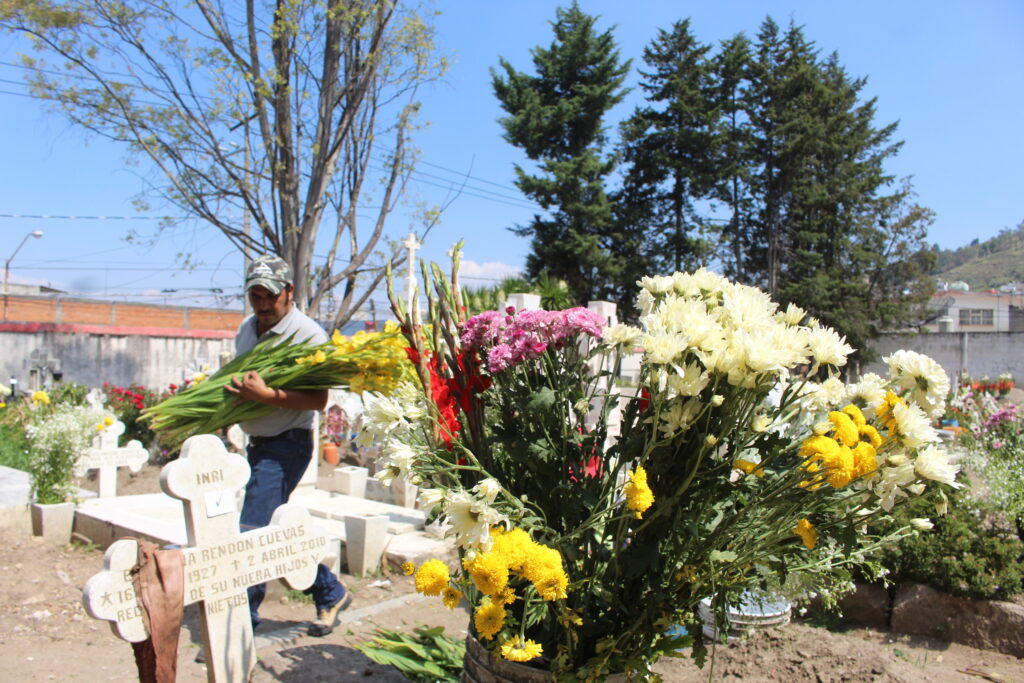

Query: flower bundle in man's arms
[[143, 324, 412, 439]]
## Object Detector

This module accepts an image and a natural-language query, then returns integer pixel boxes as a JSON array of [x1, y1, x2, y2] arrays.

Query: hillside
[[933, 222, 1024, 289]]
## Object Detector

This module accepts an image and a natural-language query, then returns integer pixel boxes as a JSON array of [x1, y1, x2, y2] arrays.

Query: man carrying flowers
[[224, 255, 350, 636]]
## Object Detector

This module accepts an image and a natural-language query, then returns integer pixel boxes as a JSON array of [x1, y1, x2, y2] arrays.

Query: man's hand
[[225, 370, 275, 404]]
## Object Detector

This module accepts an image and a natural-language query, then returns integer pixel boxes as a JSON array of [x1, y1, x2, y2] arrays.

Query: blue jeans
[[240, 430, 345, 625]]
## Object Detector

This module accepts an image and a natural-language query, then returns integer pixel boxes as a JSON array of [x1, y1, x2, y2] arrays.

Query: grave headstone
[[74, 420, 148, 498], [83, 434, 330, 683]]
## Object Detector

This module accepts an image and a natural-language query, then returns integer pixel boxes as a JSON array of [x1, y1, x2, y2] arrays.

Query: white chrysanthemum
[[444, 491, 507, 550], [393, 382, 426, 422], [779, 302, 806, 326], [883, 350, 950, 418], [801, 377, 846, 411], [639, 275, 674, 294], [658, 398, 702, 437], [666, 362, 710, 397], [643, 331, 689, 364], [804, 326, 854, 367], [914, 445, 962, 488], [603, 323, 643, 348], [659, 296, 711, 333], [679, 268, 729, 296], [891, 401, 939, 448], [636, 288, 656, 316], [873, 460, 916, 511], [910, 518, 934, 531], [846, 373, 887, 416], [719, 285, 778, 328]]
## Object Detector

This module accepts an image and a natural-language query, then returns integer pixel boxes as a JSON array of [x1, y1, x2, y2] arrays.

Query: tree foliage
[[492, 1, 629, 307], [3, 0, 446, 328]]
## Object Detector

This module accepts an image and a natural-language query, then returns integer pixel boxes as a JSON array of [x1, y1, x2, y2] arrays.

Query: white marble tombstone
[[74, 420, 149, 498], [82, 434, 330, 683]]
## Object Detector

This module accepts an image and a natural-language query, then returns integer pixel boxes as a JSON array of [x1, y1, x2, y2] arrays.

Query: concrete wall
[[0, 294, 243, 391], [1, 328, 235, 390], [865, 331, 1024, 380]]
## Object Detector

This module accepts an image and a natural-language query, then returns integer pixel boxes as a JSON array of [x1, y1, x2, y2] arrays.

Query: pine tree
[[492, 2, 630, 305], [618, 19, 718, 279]]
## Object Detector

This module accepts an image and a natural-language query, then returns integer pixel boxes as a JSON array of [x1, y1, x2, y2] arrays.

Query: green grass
[[0, 422, 31, 471]]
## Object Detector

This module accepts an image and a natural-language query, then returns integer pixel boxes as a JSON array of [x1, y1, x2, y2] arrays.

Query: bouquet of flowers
[[143, 323, 413, 439], [368, 248, 960, 680]]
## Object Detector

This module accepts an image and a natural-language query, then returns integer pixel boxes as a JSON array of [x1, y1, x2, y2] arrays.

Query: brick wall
[[1, 294, 243, 332]]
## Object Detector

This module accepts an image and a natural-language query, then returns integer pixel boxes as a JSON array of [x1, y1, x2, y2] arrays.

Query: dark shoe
[[307, 591, 351, 637], [194, 647, 206, 664]]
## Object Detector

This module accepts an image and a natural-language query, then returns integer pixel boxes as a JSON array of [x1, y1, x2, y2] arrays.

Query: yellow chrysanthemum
[[104, 415, 114, 426], [841, 403, 867, 427], [441, 586, 463, 610], [401, 561, 415, 576], [858, 424, 883, 449], [493, 586, 517, 605], [624, 466, 654, 519], [852, 441, 878, 479], [794, 518, 817, 549], [828, 411, 859, 447], [825, 445, 856, 489], [30, 390, 50, 406], [413, 559, 449, 596], [501, 636, 543, 662], [876, 390, 905, 432], [734, 459, 765, 477], [466, 551, 509, 596], [491, 527, 534, 573], [799, 434, 840, 459], [473, 599, 506, 640]]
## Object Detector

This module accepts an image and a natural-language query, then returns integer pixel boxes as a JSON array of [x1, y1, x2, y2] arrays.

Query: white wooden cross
[[74, 420, 148, 498], [82, 434, 330, 682], [402, 232, 421, 306]]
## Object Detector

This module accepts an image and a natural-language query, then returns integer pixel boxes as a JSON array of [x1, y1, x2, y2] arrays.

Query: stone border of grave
[[838, 582, 1024, 657]]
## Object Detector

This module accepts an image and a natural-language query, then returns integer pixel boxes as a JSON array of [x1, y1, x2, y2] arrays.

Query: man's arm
[[225, 370, 329, 411]]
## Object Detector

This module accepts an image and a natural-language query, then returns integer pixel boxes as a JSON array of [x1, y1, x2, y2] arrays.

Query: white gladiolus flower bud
[[710, 395, 724, 407]]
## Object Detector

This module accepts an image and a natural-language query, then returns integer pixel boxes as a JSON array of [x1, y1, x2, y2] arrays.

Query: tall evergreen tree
[[492, 2, 629, 305], [617, 19, 718, 279]]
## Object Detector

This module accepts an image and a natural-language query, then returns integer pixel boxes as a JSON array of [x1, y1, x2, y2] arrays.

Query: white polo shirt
[[234, 304, 329, 437]]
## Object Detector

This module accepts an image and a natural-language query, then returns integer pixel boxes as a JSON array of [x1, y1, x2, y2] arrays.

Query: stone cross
[[74, 420, 148, 498], [82, 434, 330, 682]]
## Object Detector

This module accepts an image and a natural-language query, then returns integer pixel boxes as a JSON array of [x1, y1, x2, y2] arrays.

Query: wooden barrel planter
[[461, 635, 634, 683]]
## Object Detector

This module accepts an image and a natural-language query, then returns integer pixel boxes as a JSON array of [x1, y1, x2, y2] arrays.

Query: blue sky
[[1, 0, 1021, 311]]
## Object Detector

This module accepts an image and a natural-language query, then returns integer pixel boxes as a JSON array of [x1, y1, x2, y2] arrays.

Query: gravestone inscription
[[83, 434, 330, 682]]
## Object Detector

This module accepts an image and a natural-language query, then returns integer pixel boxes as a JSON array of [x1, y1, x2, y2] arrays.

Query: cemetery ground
[[0, 461, 1019, 682]]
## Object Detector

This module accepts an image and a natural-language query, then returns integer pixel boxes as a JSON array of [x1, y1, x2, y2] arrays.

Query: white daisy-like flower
[[804, 326, 853, 367], [472, 478, 502, 503], [636, 288, 656, 316], [417, 487, 444, 508], [443, 491, 507, 550], [362, 392, 408, 436], [883, 350, 950, 418], [910, 518, 934, 531], [891, 401, 939, 448], [913, 445, 962, 488], [381, 442, 417, 475]]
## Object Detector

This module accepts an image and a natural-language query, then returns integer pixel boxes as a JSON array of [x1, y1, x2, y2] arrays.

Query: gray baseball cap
[[245, 255, 293, 294]]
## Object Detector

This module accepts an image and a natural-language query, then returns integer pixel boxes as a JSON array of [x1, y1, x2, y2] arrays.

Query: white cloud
[[457, 259, 521, 284]]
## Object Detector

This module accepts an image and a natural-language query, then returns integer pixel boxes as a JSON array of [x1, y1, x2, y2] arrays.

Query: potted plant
[[25, 392, 106, 543], [366, 248, 961, 680]]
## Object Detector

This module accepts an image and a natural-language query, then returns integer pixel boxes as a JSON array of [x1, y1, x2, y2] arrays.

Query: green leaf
[[527, 386, 556, 411]]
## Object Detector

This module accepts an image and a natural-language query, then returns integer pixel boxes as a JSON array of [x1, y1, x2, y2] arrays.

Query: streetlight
[[4, 229, 44, 320]]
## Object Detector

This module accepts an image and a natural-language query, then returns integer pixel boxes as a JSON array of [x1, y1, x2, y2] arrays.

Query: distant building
[[925, 281, 1024, 332]]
